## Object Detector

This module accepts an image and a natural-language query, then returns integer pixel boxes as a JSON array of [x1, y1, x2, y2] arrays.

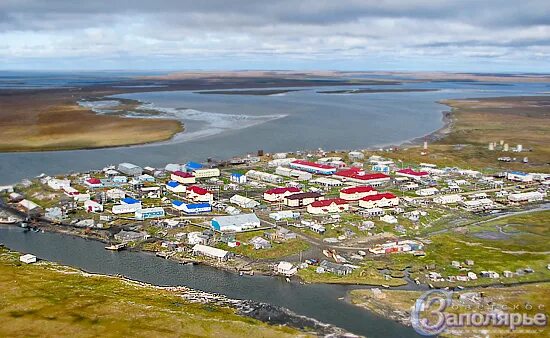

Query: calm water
[[0, 79, 546, 185], [0, 226, 420, 337]]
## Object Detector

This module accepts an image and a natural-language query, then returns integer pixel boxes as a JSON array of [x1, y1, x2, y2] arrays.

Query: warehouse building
[[118, 162, 143, 176], [289, 160, 336, 175], [434, 194, 463, 204], [508, 191, 544, 203], [230, 194, 260, 209], [396, 168, 430, 181], [246, 170, 284, 184], [193, 168, 220, 178], [192, 244, 231, 261], [275, 166, 313, 181], [333, 168, 391, 186], [507, 171, 534, 183], [211, 213, 261, 232]]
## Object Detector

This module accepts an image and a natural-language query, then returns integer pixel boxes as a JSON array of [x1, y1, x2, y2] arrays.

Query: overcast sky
[[1, 0, 549, 72]]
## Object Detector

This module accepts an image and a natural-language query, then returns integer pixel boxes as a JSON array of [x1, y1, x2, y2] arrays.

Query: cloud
[[0, 0, 549, 71]]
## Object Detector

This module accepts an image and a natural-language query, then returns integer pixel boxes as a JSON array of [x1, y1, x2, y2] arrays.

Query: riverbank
[[0, 245, 357, 337]]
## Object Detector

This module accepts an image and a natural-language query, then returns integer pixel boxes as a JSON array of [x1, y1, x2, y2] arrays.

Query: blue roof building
[[121, 197, 141, 205], [166, 181, 180, 188], [186, 161, 204, 171], [172, 200, 211, 214]]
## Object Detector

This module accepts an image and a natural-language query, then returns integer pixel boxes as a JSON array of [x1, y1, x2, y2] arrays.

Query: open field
[[349, 283, 550, 337], [387, 96, 550, 173], [0, 247, 306, 338], [0, 90, 183, 152]]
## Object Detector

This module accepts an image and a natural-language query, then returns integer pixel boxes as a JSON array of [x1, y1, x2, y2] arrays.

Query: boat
[[415, 279, 420, 285], [105, 243, 126, 251], [382, 284, 390, 288], [0, 217, 18, 224], [19, 222, 29, 228], [285, 277, 291, 283]]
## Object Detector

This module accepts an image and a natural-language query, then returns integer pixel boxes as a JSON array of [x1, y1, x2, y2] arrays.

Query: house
[[333, 168, 391, 186], [359, 207, 385, 217], [230, 173, 247, 184], [503, 270, 514, 278], [112, 175, 128, 184], [263, 187, 301, 202], [246, 170, 283, 184], [359, 193, 399, 209], [307, 199, 349, 214], [165, 180, 186, 193], [289, 160, 336, 175], [249, 236, 271, 250], [401, 182, 419, 191], [320, 260, 353, 276], [467, 272, 478, 280], [135, 207, 165, 220], [186, 186, 213, 203], [508, 191, 544, 203], [507, 171, 534, 183], [229, 194, 260, 209], [480, 271, 500, 279], [284, 192, 323, 207], [45, 207, 64, 221], [276, 261, 297, 276], [138, 174, 155, 182], [84, 178, 103, 188], [19, 254, 37, 264], [84, 199, 103, 212], [118, 162, 143, 176], [172, 200, 212, 214], [106, 188, 126, 200], [348, 151, 365, 161], [434, 194, 463, 204], [416, 187, 439, 196], [47, 178, 71, 190], [112, 199, 142, 214], [268, 157, 296, 167], [267, 227, 297, 241], [269, 210, 300, 221], [192, 244, 231, 261], [396, 168, 430, 181], [170, 171, 196, 184], [339, 186, 378, 201], [114, 230, 149, 242], [211, 213, 261, 232], [187, 232, 210, 245]]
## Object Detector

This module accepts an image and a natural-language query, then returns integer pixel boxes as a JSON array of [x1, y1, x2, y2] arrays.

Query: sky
[[1, 0, 549, 72]]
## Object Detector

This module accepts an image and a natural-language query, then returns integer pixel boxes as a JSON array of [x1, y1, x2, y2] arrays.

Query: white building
[[416, 187, 439, 196], [434, 194, 463, 204], [310, 177, 343, 187], [508, 191, 544, 203], [229, 194, 260, 209], [276, 261, 297, 276], [246, 170, 283, 184], [20, 254, 37, 264], [47, 178, 71, 190], [192, 244, 230, 261], [263, 187, 301, 202], [194, 168, 220, 178], [211, 213, 261, 232], [84, 200, 103, 212], [275, 166, 313, 181], [507, 171, 534, 183], [106, 188, 126, 200], [307, 199, 349, 215], [340, 186, 378, 201]]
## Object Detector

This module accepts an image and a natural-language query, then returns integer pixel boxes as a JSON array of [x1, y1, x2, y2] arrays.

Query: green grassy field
[[0, 248, 307, 338], [218, 230, 310, 260]]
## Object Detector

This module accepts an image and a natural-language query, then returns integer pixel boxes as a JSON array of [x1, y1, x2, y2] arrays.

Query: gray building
[[320, 260, 353, 276], [117, 162, 143, 176], [114, 230, 149, 242]]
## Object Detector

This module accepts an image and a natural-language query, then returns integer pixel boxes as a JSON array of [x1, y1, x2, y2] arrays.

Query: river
[[0, 226, 421, 337], [0, 81, 547, 185]]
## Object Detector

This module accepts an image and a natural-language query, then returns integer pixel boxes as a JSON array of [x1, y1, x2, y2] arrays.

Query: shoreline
[[0, 245, 352, 337]]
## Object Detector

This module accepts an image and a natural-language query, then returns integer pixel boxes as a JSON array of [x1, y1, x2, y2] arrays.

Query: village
[[1, 143, 548, 288]]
